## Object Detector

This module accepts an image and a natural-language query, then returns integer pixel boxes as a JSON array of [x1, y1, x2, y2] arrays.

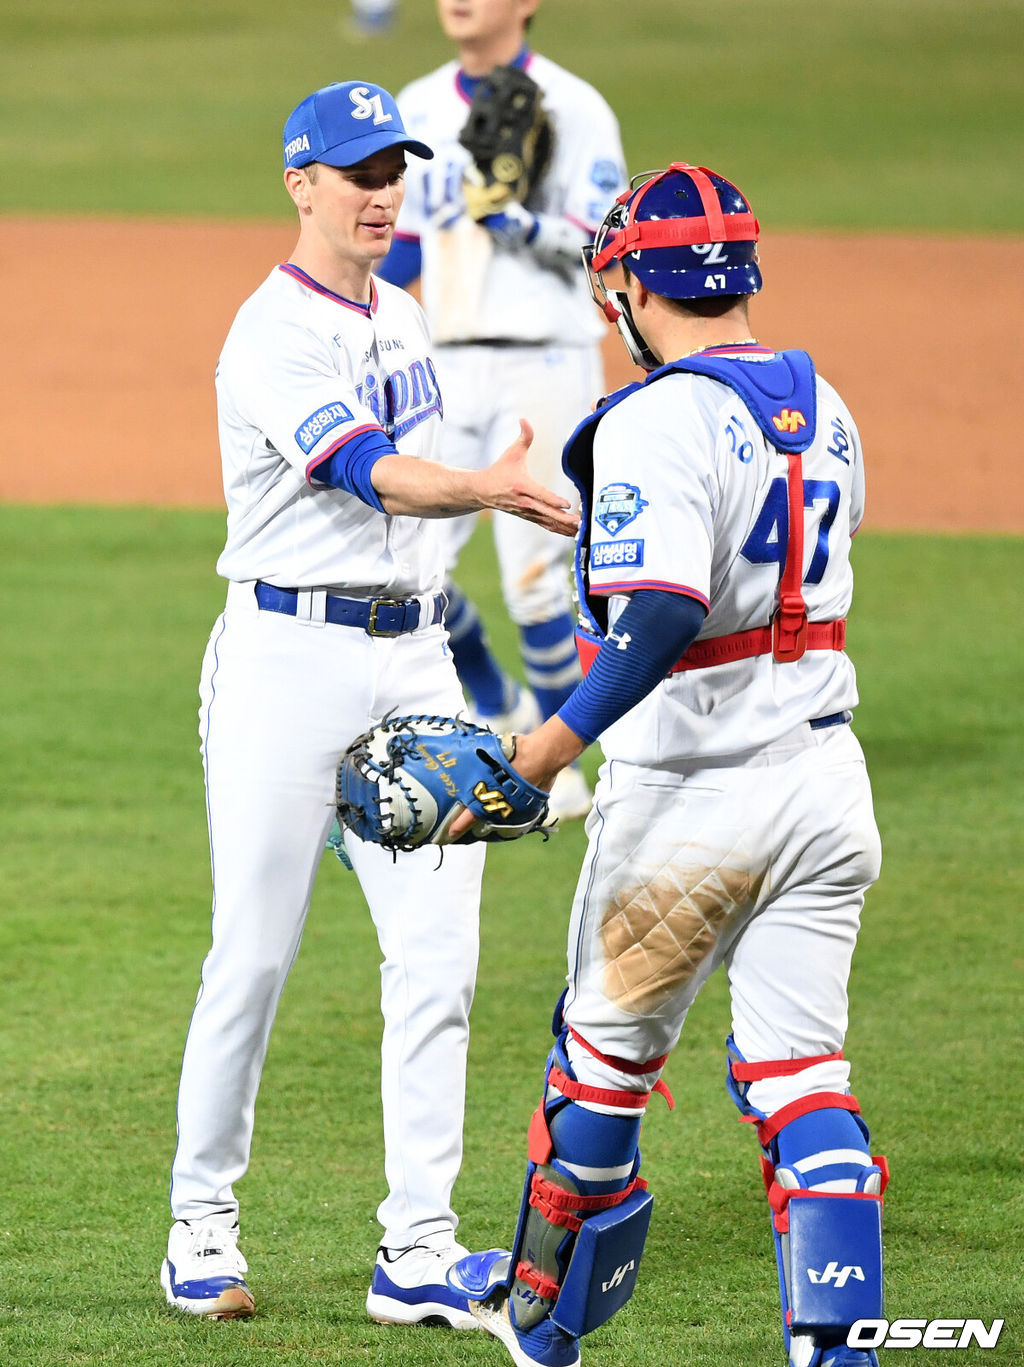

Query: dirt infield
[[2, 216, 1021, 531]]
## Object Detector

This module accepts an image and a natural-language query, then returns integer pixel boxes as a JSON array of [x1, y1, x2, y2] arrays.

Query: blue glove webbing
[[558, 589, 707, 745]]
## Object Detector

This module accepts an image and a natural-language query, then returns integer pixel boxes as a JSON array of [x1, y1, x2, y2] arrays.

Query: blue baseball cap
[[283, 81, 433, 169]]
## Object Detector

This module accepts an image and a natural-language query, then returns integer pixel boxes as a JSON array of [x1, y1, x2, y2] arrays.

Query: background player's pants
[[431, 341, 602, 624], [561, 722, 882, 1109], [170, 580, 485, 1248]]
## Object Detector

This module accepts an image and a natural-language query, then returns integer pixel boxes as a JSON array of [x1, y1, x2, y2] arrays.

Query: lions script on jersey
[[216, 265, 445, 591]]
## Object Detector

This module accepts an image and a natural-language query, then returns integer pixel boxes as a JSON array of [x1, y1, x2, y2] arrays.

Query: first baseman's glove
[[458, 64, 553, 221], [336, 714, 551, 852]]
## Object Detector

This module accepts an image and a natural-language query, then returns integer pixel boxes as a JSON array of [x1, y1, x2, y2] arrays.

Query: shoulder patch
[[595, 482, 648, 536], [295, 401, 354, 454], [590, 158, 622, 193]]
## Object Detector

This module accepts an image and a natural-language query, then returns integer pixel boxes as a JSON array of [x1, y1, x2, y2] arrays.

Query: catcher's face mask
[[582, 173, 663, 371]]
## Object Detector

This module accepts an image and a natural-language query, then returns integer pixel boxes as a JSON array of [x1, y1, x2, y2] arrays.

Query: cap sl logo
[[350, 87, 393, 126], [773, 408, 806, 434]]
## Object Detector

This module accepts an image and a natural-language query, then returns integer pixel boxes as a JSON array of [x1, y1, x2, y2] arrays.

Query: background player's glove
[[336, 715, 551, 852], [458, 64, 553, 221]]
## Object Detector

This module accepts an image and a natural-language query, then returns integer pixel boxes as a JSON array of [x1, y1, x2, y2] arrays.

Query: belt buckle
[[367, 598, 406, 636]]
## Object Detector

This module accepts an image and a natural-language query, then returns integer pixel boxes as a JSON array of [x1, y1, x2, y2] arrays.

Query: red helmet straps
[[591, 163, 759, 273]]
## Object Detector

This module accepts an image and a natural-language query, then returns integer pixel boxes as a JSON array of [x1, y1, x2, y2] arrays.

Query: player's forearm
[[368, 454, 485, 517], [557, 589, 708, 743], [369, 442, 578, 535], [480, 205, 589, 269]]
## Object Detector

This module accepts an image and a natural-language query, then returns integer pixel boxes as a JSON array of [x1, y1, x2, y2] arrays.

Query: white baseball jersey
[[567, 347, 866, 763], [215, 263, 445, 595], [394, 54, 626, 344]]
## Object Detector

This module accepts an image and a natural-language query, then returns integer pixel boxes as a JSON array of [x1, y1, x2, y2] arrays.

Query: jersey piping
[[277, 263, 379, 316]]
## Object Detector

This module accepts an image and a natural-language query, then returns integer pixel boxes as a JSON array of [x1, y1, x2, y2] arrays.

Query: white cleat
[[470, 1295, 581, 1367], [547, 764, 592, 822], [473, 684, 543, 737], [161, 1219, 254, 1319], [366, 1237, 482, 1329]]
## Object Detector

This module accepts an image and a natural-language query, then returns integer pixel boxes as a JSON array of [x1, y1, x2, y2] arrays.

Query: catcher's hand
[[458, 64, 553, 221], [336, 714, 551, 852]]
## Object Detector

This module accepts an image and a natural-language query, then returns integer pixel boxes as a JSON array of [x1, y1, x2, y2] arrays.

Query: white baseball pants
[[561, 722, 882, 1113], [170, 580, 485, 1248]]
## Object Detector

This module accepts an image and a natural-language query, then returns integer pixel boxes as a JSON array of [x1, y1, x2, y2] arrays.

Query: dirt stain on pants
[[601, 859, 762, 1015]]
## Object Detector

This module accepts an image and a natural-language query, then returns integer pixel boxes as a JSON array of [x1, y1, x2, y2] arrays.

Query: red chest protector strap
[[773, 449, 810, 662], [576, 449, 846, 675]]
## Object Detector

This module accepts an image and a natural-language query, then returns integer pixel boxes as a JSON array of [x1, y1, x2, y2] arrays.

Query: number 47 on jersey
[[741, 477, 842, 585]]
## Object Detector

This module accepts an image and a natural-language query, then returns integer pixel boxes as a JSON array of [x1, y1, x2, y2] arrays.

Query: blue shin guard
[[727, 1037, 889, 1367], [450, 1010, 663, 1349]]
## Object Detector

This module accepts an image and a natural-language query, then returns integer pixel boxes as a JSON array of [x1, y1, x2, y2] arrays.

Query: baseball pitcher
[[160, 79, 576, 1328]]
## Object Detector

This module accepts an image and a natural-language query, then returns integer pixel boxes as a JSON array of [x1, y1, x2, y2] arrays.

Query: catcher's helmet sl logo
[[595, 482, 649, 536], [349, 86, 393, 125], [472, 782, 514, 819]]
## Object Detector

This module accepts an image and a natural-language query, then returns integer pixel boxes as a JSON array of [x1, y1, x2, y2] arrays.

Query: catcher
[[347, 164, 887, 1367]]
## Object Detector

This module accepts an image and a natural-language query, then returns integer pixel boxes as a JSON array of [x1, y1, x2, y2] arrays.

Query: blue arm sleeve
[[374, 235, 422, 287], [558, 589, 707, 745], [309, 428, 396, 512]]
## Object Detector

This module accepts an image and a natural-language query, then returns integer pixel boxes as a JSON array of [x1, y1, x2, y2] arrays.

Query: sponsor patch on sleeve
[[590, 538, 644, 570], [294, 401, 354, 454]]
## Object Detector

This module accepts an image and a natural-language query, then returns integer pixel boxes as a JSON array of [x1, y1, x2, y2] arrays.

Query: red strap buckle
[[515, 1261, 561, 1302], [772, 601, 808, 662]]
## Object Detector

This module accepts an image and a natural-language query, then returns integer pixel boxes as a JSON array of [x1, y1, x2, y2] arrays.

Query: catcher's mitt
[[458, 64, 553, 221], [336, 714, 551, 852]]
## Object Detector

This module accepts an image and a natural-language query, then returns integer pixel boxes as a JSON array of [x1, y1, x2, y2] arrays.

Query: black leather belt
[[442, 338, 549, 348], [254, 582, 444, 636]]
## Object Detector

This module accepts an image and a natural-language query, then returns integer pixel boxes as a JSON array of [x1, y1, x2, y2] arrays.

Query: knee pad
[[726, 1037, 889, 1364], [504, 1006, 667, 1338]]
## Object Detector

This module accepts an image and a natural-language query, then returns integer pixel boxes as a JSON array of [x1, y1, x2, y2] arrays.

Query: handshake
[[335, 714, 552, 852]]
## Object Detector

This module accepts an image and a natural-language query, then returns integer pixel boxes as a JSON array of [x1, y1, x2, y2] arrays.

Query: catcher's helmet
[[582, 163, 761, 369], [587, 162, 761, 298]]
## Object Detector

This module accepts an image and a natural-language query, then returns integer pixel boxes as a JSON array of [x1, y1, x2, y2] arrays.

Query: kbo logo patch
[[595, 482, 648, 536]]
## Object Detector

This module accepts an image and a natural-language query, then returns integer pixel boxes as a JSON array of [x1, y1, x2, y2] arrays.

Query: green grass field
[[0, 510, 1021, 1364], [1, 0, 1022, 1362], [1, 0, 1022, 230]]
